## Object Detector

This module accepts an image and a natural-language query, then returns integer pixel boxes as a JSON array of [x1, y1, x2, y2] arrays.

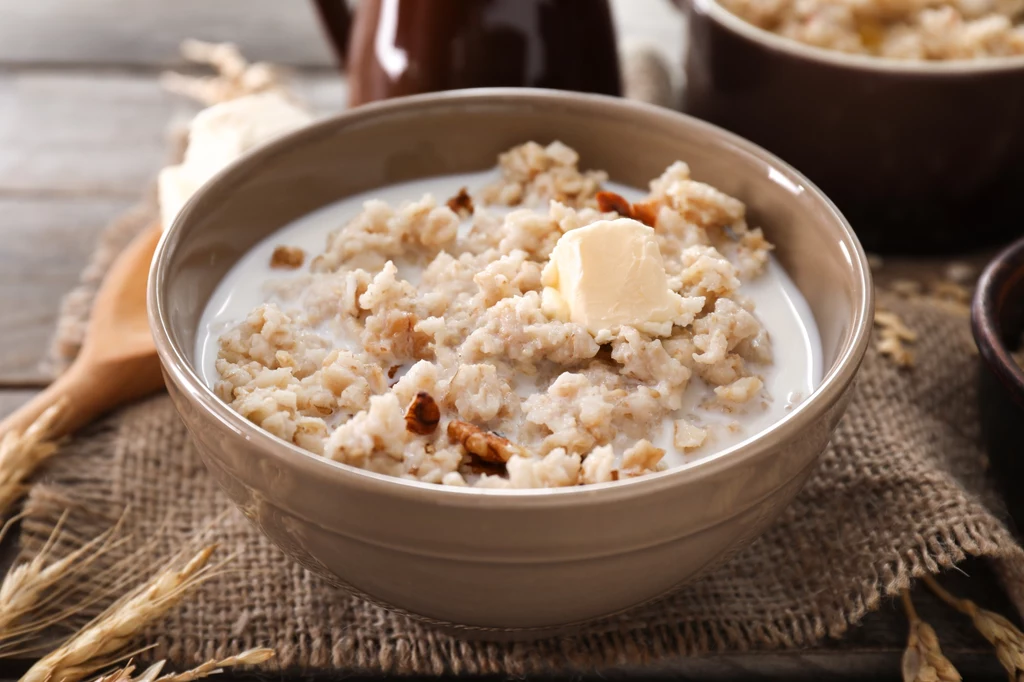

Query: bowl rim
[[971, 235, 1024, 407], [148, 87, 874, 505], [694, 0, 1024, 75]]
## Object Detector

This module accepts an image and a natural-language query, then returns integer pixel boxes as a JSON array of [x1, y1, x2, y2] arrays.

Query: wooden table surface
[[0, 2, 1017, 680]]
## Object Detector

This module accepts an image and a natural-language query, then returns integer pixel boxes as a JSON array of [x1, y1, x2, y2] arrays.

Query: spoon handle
[[0, 352, 164, 443]]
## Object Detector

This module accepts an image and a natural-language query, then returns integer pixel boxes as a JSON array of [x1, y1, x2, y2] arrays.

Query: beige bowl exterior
[[148, 89, 873, 636]]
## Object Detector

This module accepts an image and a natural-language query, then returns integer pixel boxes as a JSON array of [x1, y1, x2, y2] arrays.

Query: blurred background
[[0, 0, 679, 386]]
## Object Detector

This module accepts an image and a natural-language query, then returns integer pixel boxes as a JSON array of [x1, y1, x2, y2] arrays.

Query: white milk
[[197, 171, 822, 469]]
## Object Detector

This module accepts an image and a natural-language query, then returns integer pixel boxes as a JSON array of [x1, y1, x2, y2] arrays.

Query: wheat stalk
[[874, 309, 917, 368], [923, 574, 1024, 681], [90, 648, 274, 682], [159, 40, 287, 106], [20, 544, 221, 682], [0, 402, 64, 519], [0, 511, 127, 647], [154, 647, 275, 682], [900, 589, 961, 682]]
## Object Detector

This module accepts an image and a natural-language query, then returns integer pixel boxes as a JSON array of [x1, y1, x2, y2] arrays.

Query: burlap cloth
[[17, 53, 1024, 675]]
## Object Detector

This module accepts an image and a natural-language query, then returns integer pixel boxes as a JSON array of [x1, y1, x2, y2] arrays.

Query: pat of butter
[[157, 164, 203, 234], [541, 218, 697, 341], [158, 91, 313, 229]]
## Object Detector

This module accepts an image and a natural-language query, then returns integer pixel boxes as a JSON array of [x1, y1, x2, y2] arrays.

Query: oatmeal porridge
[[720, 0, 1024, 59], [197, 142, 822, 489]]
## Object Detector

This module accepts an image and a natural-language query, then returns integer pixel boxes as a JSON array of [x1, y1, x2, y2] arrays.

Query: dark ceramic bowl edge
[[971, 236, 1024, 409]]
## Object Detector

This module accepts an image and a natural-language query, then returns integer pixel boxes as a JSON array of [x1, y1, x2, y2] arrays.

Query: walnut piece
[[447, 420, 524, 463], [446, 187, 475, 218], [596, 190, 631, 216], [270, 245, 305, 269], [405, 391, 440, 435], [630, 201, 659, 227], [596, 191, 657, 227]]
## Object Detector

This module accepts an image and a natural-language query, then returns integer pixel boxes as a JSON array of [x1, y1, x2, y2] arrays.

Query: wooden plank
[[0, 0, 684, 71], [0, 0, 336, 68], [0, 71, 346, 198], [0, 72, 195, 198], [0, 196, 133, 384]]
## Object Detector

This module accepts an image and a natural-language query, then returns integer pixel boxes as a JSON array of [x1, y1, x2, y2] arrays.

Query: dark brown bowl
[[972, 235, 1024, 532], [682, 0, 1024, 254]]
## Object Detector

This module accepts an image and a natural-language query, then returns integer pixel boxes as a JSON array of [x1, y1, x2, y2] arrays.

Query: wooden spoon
[[0, 225, 165, 441]]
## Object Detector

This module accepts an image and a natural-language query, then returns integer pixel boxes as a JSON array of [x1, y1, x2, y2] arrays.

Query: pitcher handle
[[313, 0, 353, 67]]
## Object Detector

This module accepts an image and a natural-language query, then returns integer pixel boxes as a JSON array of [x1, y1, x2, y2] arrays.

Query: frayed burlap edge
[[19, 450, 1024, 675], [18, 336, 1024, 674]]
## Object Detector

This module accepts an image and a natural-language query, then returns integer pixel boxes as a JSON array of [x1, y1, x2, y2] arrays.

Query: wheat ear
[[923, 574, 1024, 682], [154, 647, 275, 682], [0, 511, 126, 645], [159, 40, 285, 106], [0, 402, 64, 519], [900, 589, 961, 682], [90, 648, 274, 682], [20, 544, 220, 682]]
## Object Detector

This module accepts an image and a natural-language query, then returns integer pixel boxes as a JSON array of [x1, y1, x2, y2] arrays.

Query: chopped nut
[[446, 187, 475, 217], [595, 191, 657, 227], [270, 245, 305, 269], [405, 391, 440, 435], [630, 200, 659, 227], [596, 190, 632, 216], [463, 457, 507, 475], [447, 420, 524, 463]]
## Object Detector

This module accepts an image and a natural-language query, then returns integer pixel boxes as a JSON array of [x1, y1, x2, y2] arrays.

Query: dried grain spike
[[405, 392, 440, 435], [889, 279, 924, 298], [447, 420, 523, 463], [20, 545, 220, 682], [160, 40, 286, 106], [446, 188, 475, 218], [269, 246, 304, 269], [0, 400, 65, 520], [874, 308, 916, 368], [0, 512, 126, 645], [153, 647, 275, 682], [923, 574, 1024, 681], [900, 589, 961, 681]]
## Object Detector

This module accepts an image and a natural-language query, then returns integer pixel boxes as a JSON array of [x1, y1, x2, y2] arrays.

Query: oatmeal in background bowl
[[198, 141, 821, 490], [720, 0, 1024, 59]]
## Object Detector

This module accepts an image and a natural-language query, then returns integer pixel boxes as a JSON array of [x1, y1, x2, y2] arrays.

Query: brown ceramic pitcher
[[313, 0, 622, 107]]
